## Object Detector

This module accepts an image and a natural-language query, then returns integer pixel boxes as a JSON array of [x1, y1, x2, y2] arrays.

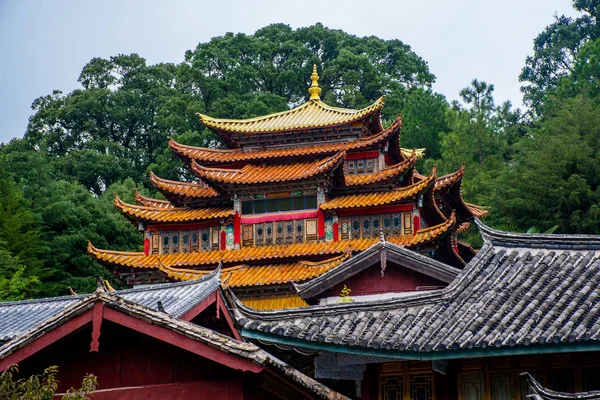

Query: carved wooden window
[[490, 372, 512, 400], [275, 222, 284, 244], [181, 231, 190, 253], [255, 224, 265, 246], [306, 219, 318, 242], [366, 159, 375, 173], [242, 225, 253, 247], [460, 372, 484, 400], [151, 234, 160, 254], [211, 228, 220, 250], [381, 375, 403, 400], [285, 221, 294, 243], [346, 158, 378, 175], [410, 373, 433, 400], [347, 160, 356, 174], [191, 231, 199, 252], [351, 217, 361, 239], [403, 212, 413, 235], [341, 218, 350, 240], [265, 223, 274, 244], [200, 228, 211, 250], [362, 216, 372, 237], [295, 220, 304, 242], [381, 373, 433, 400], [161, 232, 170, 254], [171, 231, 180, 253]]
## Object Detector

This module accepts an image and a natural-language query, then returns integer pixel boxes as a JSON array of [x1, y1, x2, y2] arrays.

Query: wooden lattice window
[[200, 228, 211, 250], [305, 219, 318, 242], [381, 375, 403, 400], [410, 374, 433, 400], [490, 372, 512, 400], [340, 218, 350, 240], [181, 231, 190, 253], [460, 372, 484, 400], [275, 222, 284, 244], [295, 220, 304, 242], [242, 225, 253, 247], [191, 231, 199, 252]]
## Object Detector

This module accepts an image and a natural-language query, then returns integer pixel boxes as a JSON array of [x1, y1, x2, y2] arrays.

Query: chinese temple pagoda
[[89, 65, 487, 309]]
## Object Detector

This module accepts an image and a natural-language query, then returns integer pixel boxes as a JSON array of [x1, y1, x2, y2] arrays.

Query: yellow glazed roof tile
[[240, 296, 308, 310], [149, 171, 219, 199], [88, 216, 455, 269], [434, 163, 465, 191], [155, 255, 349, 286], [197, 96, 385, 134], [191, 152, 344, 185], [344, 151, 416, 187], [135, 191, 174, 209], [322, 166, 436, 210], [115, 194, 233, 223], [170, 116, 402, 164]]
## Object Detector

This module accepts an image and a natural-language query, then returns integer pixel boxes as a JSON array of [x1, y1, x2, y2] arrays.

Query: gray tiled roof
[[0, 296, 84, 342], [294, 239, 461, 299], [0, 268, 220, 343], [235, 219, 600, 356], [521, 372, 600, 400], [0, 288, 347, 400]]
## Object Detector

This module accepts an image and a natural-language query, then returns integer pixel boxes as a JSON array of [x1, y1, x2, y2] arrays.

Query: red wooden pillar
[[234, 212, 241, 246], [413, 215, 420, 235], [333, 221, 339, 242], [317, 209, 325, 239]]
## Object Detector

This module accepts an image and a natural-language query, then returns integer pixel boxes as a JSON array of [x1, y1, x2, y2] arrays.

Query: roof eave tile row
[[233, 219, 600, 356], [170, 116, 402, 164], [115, 195, 233, 223], [191, 152, 345, 186], [155, 254, 350, 287], [88, 216, 454, 270], [197, 97, 385, 135]]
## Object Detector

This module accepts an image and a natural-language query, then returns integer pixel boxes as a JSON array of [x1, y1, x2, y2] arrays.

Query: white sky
[[0, 0, 581, 144]]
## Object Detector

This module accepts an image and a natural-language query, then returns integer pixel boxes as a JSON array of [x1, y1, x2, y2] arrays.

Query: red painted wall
[[17, 321, 278, 399], [326, 261, 446, 297]]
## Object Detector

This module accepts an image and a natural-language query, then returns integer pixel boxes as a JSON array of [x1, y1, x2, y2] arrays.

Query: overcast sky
[[0, 0, 581, 144]]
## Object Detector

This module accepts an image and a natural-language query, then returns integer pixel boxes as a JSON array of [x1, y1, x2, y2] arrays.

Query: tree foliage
[[0, 364, 97, 399], [519, 0, 600, 115], [1, 13, 600, 300]]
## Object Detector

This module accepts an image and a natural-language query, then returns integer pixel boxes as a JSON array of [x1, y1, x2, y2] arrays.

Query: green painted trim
[[242, 329, 600, 360]]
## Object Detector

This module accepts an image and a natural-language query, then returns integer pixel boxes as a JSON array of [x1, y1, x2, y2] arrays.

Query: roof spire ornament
[[308, 64, 321, 100]]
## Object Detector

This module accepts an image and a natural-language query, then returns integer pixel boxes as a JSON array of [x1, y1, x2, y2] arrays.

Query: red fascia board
[[217, 292, 243, 342], [240, 210, 318, 224], [0, 311, 93, 371], [336, 203, 413, 217], [180, 292, 217, 322], [346, 151, 379, 161], [103, 307, 262, 373], [146, 221, 220, 231]]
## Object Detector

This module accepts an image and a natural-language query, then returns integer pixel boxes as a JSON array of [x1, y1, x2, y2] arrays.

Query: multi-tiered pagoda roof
[[90, 65, 487, 309]]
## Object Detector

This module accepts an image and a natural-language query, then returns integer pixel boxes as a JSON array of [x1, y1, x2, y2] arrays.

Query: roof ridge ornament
[[308, 64, 321, 100]]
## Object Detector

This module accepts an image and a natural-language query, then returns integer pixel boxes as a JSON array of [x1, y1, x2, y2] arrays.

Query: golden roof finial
[[308, 64, 321, 100]]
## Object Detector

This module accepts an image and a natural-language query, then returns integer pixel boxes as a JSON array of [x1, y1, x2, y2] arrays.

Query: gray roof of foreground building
[[0, 285, 347, 400], [0, 268, 221, 343], [234, 219, 600, 356], [294, 238, 461, 299], [521, 372, 600, 400]]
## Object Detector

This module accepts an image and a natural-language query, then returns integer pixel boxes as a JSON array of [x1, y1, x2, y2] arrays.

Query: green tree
[[491, 94, 600, 233], [519, 0, 600, 115], [0, 364, 97, 399]]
